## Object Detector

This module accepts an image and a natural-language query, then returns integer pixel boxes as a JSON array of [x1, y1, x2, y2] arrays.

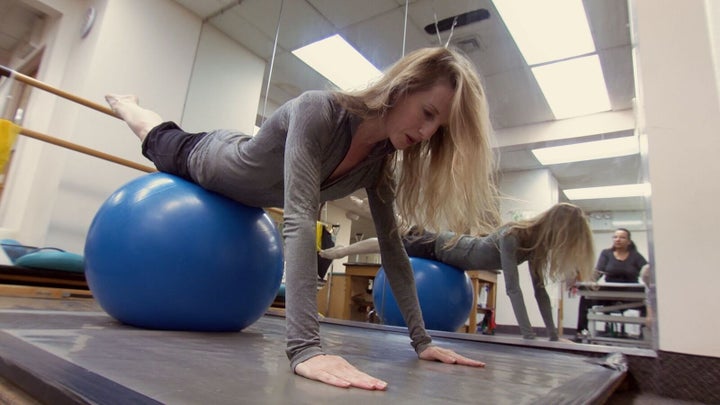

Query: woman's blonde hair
[[336, 47, 500, 236], [507, 203, 595, 282]]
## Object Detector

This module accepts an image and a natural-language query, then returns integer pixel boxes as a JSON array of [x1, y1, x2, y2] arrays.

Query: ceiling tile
[[308, 0, 399, 28]]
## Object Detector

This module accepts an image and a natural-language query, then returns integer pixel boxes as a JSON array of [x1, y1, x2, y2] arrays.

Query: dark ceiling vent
[[424, 9, 490, 35]]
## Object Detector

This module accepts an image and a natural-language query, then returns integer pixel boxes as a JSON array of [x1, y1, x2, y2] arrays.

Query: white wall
[[182, 24, 265, 134], [44, 0, 202, 252], [633, 0, 720, 357], [0, 0, 92, 245]]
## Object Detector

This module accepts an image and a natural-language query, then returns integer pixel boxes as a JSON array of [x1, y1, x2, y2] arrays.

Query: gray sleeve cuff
[[289, 346, 325, 372], [414, 339, 434, 356]]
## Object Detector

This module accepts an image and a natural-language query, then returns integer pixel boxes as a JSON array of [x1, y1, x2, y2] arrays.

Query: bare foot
[[105, 94, 163, 141], [319, 245, 347, 259]]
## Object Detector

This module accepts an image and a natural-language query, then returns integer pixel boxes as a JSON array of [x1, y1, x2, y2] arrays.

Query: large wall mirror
[[175, 0, 653, 349], [0, 0, 652, 349]]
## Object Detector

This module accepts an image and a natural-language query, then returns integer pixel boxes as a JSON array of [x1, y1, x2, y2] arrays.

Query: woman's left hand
[[418, 346, 485, 367]]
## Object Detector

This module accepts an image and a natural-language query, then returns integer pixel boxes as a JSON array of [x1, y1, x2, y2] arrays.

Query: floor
[[0, 295, 633, 404]]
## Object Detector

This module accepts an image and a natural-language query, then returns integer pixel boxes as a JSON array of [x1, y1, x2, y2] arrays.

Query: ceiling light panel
[[292, 34, 382, 91], [532, 55, 611, 119], [564, 183, 651, 200], [532, 136, 640, 165], [492, 0, 595, 65]]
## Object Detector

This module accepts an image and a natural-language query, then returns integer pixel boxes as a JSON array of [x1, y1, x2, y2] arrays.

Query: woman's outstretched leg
[[105, 95, 163, 141]]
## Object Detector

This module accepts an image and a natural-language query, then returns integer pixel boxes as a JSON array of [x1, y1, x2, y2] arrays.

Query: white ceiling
[[0, 0, 645, 226]]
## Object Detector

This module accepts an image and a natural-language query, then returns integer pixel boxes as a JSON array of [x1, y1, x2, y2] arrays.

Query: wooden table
[[341, 263, 380, 321]]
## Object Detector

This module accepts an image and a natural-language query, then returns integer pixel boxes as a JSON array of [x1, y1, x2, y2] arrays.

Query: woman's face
[[384, 81, 454, 150], [612, 230, 631, 250]]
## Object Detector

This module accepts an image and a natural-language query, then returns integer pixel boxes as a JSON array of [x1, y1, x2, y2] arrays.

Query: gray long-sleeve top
[[186, 91, 432, 368], [428, 227, 558, 340]]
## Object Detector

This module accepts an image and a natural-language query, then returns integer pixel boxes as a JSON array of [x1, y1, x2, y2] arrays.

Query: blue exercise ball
[[372, 257, 473, 332], [84, 173, 284, 332]]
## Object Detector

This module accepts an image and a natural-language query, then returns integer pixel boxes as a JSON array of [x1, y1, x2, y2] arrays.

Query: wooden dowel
[[0, 65, 119, 119], [18, 126, 155, 173]]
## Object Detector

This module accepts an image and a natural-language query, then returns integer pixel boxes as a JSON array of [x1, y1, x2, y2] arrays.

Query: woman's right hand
[[294, 354, 388, 390]]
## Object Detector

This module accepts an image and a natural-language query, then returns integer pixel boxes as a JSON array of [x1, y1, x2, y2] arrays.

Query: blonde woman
[[107, 47, 499, 390], [322, 203, 595, 341]]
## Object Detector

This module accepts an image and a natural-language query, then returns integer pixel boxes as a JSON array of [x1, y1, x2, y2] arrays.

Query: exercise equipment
[[372, 257, 473, 332], [0, 240, 83, 273], [84, 172, 284, 331], [1, 239, 34, 262], [0, 119, 154, 173], [0, 65, 118, 118], [14, 250, 84, 273], [0, 65, 154, 173]]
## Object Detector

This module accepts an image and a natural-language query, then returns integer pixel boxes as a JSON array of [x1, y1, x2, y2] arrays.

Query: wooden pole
[[0, 67, 152, 173], [19, 126, 155, 173], [0, 65, 119, 119]]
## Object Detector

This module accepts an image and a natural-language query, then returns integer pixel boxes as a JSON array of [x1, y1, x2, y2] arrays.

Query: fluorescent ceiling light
[[564, 183, 651, 200], [532, 55, 611, 119], [612, 220, 644, 227], [532, 136, 639, 165], [292, 34, 382, 91], [493, 1, 610, 120], [492, 0, 595, 65]]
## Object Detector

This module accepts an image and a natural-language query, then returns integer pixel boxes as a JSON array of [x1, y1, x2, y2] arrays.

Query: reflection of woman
[[321, 203, 595, 341], [575, 228, 648, 337], [107, 47, 500, 390]]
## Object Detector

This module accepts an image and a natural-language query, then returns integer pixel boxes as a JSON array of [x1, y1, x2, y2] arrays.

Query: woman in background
[[321, 203, 595, 341], [575, 228, 648, 338]]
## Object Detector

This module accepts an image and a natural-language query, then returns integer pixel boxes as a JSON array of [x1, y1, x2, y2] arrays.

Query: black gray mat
[[0, 310, 624, 404]]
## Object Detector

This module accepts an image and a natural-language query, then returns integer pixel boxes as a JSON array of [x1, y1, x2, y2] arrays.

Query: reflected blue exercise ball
[[372, 257, 473, 332], [84, 173, 284, 332]]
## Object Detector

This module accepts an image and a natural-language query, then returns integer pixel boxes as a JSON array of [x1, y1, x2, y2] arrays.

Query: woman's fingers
[[418, 346, 485, 367]]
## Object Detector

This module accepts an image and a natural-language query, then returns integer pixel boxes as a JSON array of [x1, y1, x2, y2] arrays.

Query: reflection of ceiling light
[[292, 34, 382, 91], [532, 136, 639, 165], [493, 0, 610, 119], [492, 0, 595, 65], [612, 220, 644, 227], [532, 55, 611, 119], [564, 183, 651, 200]]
